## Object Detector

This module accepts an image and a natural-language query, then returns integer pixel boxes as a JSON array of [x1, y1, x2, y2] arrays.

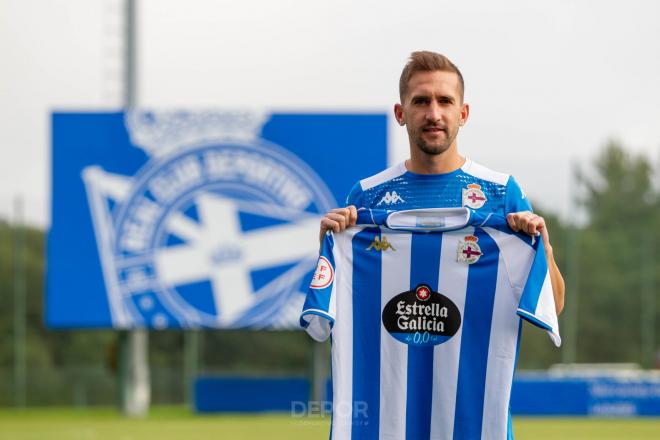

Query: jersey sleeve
[[300, 233, 337, 342], [515, 238, 561, 347], [505, 176, 533, 214], [345, 181, 364, 208]]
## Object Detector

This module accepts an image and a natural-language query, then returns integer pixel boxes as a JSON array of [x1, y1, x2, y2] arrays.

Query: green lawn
[[0, 406, 658, 440]]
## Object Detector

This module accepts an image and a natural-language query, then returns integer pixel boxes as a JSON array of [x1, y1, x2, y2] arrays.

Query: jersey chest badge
[[462, 183, 487, 209], [457, 235, 482, 264]]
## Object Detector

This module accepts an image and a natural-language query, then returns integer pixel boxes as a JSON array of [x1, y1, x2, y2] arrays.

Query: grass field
[[0, 406, 658, 440]]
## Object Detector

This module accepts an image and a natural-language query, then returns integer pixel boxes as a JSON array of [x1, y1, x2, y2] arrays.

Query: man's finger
[[320, 218, 340, 233], [347, 205, 358, 226], [506, 214, 519, 231], [327, 213, 348, 229], [331, 207, 351, 218]]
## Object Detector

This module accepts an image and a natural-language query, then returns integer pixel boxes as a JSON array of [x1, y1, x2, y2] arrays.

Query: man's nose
[[425, 101, 442, 121]]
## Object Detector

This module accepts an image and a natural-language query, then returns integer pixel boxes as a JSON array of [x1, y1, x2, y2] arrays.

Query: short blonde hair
[[399, 51, 464, 102]]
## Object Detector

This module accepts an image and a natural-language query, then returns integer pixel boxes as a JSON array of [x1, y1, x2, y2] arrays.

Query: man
[[319, 51, 564, 314]]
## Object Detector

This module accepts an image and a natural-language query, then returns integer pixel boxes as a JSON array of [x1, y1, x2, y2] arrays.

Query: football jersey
[[346, 159, 531, 214], [300, 207, 560, 440]]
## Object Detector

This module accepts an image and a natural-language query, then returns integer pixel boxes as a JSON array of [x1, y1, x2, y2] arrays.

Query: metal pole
[[125, 0, 137, 108], [310, 341, 328, 404], [118, 0, 149, 417], [13, 196, 26, 408], [184, 330, 200, 406]]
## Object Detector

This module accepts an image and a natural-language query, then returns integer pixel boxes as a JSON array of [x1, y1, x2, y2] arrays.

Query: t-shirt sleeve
[[300, 233, 337, 341], [505, 176, 533, 214], [345, 181, 364, 207], [515, 238, 561, 347]]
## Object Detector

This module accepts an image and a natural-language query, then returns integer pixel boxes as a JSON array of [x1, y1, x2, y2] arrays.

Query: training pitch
[[0, 406, 658, 439]]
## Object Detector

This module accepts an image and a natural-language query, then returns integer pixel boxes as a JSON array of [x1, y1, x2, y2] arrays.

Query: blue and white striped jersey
[[300, 207, 560, 440], [346, 159, 531, 215]]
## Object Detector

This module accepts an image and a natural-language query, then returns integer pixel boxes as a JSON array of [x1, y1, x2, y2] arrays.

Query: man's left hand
[[506, 211, 551, 252], [506, 210, 564, 315]]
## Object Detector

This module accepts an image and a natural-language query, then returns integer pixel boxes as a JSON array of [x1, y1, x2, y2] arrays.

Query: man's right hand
[[319, 206, 358, 243]]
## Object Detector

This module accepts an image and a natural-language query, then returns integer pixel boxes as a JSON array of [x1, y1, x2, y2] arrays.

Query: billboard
[[48, 111, 386, 329]]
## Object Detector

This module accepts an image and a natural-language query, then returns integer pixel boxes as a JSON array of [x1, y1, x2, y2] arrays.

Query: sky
[[1, 0, 659, 227]]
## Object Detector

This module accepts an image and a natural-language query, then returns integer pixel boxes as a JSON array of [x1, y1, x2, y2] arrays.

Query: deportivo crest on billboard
[[48, 111, 386, 329]]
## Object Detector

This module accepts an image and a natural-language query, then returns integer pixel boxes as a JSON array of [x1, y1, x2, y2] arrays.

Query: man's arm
[[506, 212, 565, 315]]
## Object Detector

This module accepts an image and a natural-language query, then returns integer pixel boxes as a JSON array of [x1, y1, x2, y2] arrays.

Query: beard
[[411, 126, 455, 155]]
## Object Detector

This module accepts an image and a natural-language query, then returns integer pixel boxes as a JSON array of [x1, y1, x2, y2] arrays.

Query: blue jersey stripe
[[518, 239, 548, 314], [405, 232, 443, 440], [453, 229, 500, 440], [351, 228, 382, 438]]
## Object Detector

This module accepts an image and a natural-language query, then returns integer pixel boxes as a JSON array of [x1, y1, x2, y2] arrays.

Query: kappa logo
[[367, 235, 396, 252], [462, 183, 487, 209], [82, 110, 336, 329], [457, 235, 483, 264], [376, 191, 405, 206]]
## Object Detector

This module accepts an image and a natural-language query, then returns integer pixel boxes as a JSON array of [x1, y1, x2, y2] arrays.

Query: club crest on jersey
[[376, 191, 405, 206], [367, 235, 395, 252], [310, 256, 334, 289], [382, 283, 461, 347], [457, 235, 483, 264], [462, 183, 487, 209]]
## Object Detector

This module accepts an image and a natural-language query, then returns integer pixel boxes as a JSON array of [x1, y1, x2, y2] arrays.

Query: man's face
[[394, 70, 469, 156]]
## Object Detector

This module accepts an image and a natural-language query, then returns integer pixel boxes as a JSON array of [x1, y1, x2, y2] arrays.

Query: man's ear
[[394, 103, 405, 126], [459, 103, 470, 126]]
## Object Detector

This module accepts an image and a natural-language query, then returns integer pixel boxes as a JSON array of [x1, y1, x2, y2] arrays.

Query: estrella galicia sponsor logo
[[382, 284, 461, 346]]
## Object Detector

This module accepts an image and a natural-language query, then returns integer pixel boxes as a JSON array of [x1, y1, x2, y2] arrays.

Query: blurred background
[[0, 0, 659, 438]]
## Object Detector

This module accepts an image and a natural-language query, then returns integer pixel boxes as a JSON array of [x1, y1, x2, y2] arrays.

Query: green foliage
[[518, 141, 659, 368], [573, 142, 659, 365]]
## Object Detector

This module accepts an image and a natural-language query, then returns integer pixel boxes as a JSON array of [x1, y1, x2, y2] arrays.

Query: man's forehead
[[407, 71, 461, 97]]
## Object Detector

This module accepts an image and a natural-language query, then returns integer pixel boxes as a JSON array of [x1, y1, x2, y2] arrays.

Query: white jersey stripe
[[461, 159, 510, 186], [360, 162, 407, 190], [430, 228, 473, 440], [378, 231, 411, 439], [331, 230, 357, 440], [481, 252, 520, 439]]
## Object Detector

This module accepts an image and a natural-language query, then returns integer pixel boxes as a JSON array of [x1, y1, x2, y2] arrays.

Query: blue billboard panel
[[48, 111, 387, 329]]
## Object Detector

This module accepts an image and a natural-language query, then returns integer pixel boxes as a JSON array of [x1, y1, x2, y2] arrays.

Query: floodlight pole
[[13, 196, 26, 408], [311, 340, 328, 405], [184, 330, 201, 406], [118, 0, 150, 417]]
